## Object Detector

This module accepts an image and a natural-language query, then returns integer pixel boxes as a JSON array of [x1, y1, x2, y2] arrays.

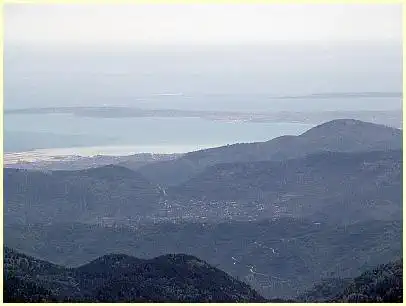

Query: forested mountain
[[4, 247, 266, 302], [332, 259, 403, 302], [298, 259, 403, 302], [4, 247, 402, 303], [138, 119, 402, 186]]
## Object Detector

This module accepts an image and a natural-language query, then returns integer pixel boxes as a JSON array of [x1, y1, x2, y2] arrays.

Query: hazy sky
[[5, 4, 402, 46]]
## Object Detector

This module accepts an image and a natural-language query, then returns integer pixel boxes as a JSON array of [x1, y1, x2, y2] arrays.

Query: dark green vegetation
[[4, 274, 57, 303], [332, 259, 403, 302], [4, 247, 402, 303], [3, 119, 403, 301], [299, 259, 403, 302], [4, 247, 265, 302]]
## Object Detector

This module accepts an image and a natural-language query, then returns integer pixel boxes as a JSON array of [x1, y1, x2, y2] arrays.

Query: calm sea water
[[5, 44, 401, 154], [4, 113, 315, 153]]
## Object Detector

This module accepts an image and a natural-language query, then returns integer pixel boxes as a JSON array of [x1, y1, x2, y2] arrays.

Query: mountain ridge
[[4, 247, 402, 303], [137, 119, 402, 186], [4, 247, 266, 302]]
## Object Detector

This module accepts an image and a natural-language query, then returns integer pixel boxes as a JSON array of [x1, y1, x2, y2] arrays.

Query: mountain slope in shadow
[[298, 258, 403, 303], [4, 247, 266, 302], [4, 247, 402, 303]]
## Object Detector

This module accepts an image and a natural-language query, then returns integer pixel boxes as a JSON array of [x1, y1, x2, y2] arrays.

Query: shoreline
[[3, 144, 223, 165]]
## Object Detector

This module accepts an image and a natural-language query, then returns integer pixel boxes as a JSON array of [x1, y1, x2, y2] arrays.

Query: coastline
[[3, 144, 223, 165]]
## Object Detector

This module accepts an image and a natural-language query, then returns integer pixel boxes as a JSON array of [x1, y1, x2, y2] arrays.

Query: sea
[[4, 43, 402, 156]]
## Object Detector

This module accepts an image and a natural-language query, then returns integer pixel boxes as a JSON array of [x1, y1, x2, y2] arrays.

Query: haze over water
[[4, 5, 402, 154]]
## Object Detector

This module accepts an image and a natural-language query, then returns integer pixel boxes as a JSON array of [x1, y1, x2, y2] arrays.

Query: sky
[[4, 3, 402, 110], [5, 3, 402, 46]]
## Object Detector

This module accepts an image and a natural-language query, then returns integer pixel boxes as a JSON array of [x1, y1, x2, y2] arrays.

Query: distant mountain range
[[138, 119, 402, 186], [4, 247, 402, 302], [276, 91, 402, 99]]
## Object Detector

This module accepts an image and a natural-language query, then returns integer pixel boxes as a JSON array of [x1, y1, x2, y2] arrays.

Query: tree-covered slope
[[3, 247, 266, 302], [4, 247, 402, 303], [299, 258, 403, 303]]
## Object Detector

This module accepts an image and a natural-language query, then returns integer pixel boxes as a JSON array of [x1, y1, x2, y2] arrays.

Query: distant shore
[[3, 144, 222, 165]]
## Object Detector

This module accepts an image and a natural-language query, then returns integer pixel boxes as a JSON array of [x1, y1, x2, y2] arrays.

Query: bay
[[4, 113, 314, 154]]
